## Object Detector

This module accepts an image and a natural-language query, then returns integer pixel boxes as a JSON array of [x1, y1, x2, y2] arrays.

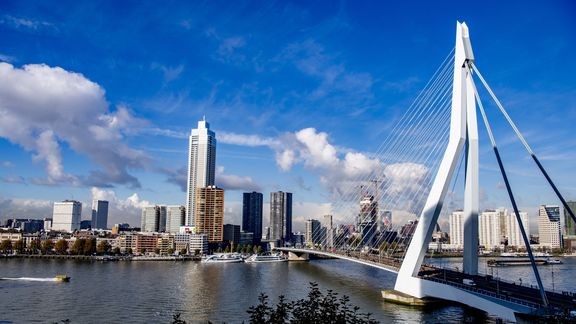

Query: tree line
[[0, 238, 116, 256]]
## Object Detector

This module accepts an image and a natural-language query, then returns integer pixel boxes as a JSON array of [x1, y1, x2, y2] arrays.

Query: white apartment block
[[506, 211, 529, 248], [449, 211, 464, 248], [479, 210, 501, 250]]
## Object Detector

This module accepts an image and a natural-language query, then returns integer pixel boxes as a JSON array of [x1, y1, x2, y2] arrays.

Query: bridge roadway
[[275, 247, 576, 313]]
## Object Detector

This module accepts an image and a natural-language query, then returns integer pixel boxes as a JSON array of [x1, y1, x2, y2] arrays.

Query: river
[[1, 257, 574, 323]]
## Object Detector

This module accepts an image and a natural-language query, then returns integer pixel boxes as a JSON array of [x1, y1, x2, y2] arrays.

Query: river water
[[1, 257, 574, 323]]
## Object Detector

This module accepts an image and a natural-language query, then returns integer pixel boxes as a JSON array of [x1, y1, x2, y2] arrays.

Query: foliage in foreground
[[246, 282, 379, 324]]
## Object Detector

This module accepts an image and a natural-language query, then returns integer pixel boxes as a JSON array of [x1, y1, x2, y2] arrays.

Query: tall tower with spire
[[186, 119, 217, 226]]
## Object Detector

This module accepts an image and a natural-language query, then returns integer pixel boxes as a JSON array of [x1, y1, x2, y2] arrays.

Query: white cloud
[[90, 187, 151, 226], [218, 132, 280, 147], [215, 166, 261, 191], [0, 62, 147, 187]]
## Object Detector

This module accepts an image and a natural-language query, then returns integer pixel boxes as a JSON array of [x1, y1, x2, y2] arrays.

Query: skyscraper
[[91, 200, 109, 230], [358, 195, 377, 246], [565, 201, 576, 236], [242, 192, 263, 245], [52, 200, 82, 232], [141, 205, 167, 233], [323, 214, 334, 248], [186, 118, 217, 226], [270, 191, 292, 243], [539, 205, 562, 248], [166, 205, 186, 234], [305, 219, 322, 246], [195, 186, 224, 243]]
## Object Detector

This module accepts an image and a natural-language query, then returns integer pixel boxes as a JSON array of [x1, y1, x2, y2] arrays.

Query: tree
[[167, 248, 175, 255], [42, 240, 55, 254], [84, 238, 96, 255], [112, 247, 121, 255], [154, 248, 160, 255], [0, 239, 12, 253], [180, 248, 188, 255], [29, 238, 42, 254], [247, 282, 378, 324], [13, 239, 25, 254], [224, 246, 230, 253], [97, 240, 111, 254], [55, 239, 69, 254], [70, 239, 86, 255], [126, 248, 133, 255], [256, 246, 262, 255]]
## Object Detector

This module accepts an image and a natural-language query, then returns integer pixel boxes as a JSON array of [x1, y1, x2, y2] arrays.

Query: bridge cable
[[468, 63, 550, 307], [470, 63, 576, 227]]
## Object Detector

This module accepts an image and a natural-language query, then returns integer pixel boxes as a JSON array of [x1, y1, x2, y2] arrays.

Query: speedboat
[[245, 253, 287, 263], [55, 275, 70, 282], [201, 253, 243, 263]]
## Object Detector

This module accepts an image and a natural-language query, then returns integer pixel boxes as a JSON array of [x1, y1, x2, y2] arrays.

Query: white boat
[[245, 253, 287, 263], [201, 253, 243, 263]]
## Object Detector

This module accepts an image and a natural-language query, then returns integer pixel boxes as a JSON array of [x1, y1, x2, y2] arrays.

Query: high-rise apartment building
[[52, 200, 82, 232], [141, 205, 167, 233], [538, 205, 562, 248], [186, 118, 217, 226], [506, 211, 529, 248], [242, 192, 263, 245], [270, 191, 292, 243], [449, 210, 464, 248], [195, 186, 224, 243], [479, 210, 501, 250], [166, 205, 186, 234], [496, 207, 508, 242], [565, 201, 576, 236], [91, 200, 109, 230]]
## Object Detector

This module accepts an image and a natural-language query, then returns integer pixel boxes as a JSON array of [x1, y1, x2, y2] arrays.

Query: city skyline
[[0, 1, 575, 233]]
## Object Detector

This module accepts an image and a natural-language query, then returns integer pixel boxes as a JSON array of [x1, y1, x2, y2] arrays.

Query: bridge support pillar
[[287, 251, 309, 261]]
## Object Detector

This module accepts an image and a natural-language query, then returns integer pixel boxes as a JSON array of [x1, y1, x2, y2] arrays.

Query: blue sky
[[0, 1, 575, 231]]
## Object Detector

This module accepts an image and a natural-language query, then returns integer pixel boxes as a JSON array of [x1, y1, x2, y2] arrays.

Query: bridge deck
[[276, 247, 576, 312]]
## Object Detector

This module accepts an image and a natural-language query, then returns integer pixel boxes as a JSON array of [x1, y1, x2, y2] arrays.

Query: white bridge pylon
[[396, 21, 478, 283], [395, 21, 481, 293]]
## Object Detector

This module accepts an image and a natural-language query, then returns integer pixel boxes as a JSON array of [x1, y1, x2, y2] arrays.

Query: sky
[[0, 1, 575, 232]]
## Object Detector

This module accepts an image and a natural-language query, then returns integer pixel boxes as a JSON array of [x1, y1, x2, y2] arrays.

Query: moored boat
[[245, 253, 287, 263], [201, 253, 244, 263]]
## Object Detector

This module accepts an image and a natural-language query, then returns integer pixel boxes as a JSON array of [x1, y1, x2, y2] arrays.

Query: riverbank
[[0, 254, 201, 261]]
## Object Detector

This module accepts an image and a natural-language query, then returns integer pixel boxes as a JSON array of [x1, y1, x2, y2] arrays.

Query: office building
[[52, 200, 82, 232], [479, 210, 501, 250], [189, 234, 208, 255], [323, 214, 334, 248], [270, 191, 292, 243], [565, 201, 576, 236], [358, 195, 377, 245], [538, 205, 562, 248], [305, 219, 322, 246], [186, 118, 217, 226], [223, 224, 241, 244], [80, 220, 92, 230], [242, 192, 263, 245], [240, 232, 253, 247], [91, 200, 109, 230], [506, 211, 529, 248], [141, 205, 167, 233], [166, 205, 186, 234], [449, 210, 464, 248], [195, 186, 224, 243]]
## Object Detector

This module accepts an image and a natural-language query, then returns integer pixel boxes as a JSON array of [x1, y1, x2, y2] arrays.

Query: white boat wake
[[1, 277, 58, 282]]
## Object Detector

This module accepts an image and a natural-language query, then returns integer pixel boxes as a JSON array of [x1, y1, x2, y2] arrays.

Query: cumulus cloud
[[0, 62, 148, 188], [0, 196, 53, 220], [90, 187, 151, 226]]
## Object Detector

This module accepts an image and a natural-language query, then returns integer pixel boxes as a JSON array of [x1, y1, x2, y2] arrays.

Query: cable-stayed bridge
[[275, 22, 576, 322]]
